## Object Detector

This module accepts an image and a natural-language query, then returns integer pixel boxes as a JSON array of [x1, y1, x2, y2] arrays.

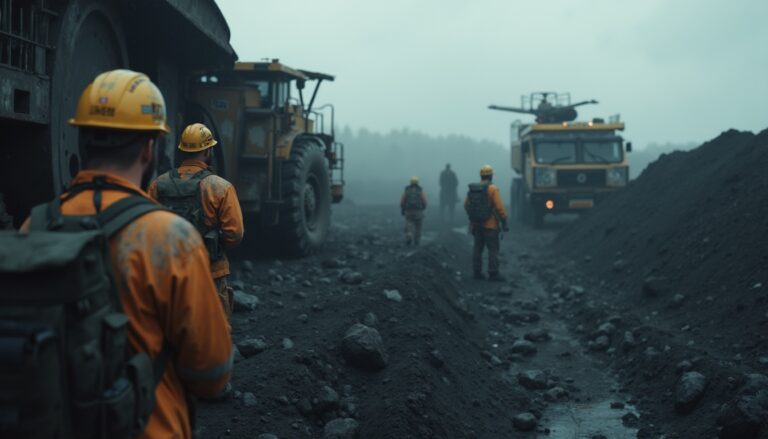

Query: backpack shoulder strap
[[190, 168, 214, 183], [97, 196, 168, 238]]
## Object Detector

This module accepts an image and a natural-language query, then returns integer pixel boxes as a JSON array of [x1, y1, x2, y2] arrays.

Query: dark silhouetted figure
[[439, 164, 458, 225]]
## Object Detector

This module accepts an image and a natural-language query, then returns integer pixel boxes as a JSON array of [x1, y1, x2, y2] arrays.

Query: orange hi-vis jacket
[[23, 171, 233, 439], [464, 182, 508, 230], [148, 159, 244, 279]]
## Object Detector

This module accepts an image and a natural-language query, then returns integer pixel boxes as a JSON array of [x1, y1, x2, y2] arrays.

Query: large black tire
[[276, 140, 331, 257], [50, 0, 128, 193]]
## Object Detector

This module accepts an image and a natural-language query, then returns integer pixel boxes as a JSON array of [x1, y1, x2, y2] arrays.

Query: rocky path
[[195, 203, 767, 438]]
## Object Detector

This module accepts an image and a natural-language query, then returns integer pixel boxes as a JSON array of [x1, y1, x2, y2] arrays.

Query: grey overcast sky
[[217, 0, 768, 148]]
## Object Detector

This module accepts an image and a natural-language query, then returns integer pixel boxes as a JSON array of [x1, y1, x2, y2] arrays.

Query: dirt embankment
[[551, 128, 768, 438]]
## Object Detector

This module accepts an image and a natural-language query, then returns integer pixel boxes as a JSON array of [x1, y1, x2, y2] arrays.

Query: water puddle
[[513, 267, 640, 438], [543, 398, 639, 438]]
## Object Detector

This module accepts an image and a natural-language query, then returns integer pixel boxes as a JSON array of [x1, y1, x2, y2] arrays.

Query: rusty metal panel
[[0, 67, 49, 123]]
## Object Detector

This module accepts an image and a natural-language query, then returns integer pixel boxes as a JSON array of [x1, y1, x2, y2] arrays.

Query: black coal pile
[[553, 129, 768, 438]]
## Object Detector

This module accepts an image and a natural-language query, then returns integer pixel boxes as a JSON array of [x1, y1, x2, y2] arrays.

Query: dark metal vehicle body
[[508, 119, 632, 228], [0, 0, 235, 225], [190, 60, 344, 256]]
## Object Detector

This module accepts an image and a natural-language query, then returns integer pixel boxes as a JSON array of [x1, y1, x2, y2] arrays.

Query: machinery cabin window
[[534, 142, 577, 164], [272, 81, 290, 107], [583, 141, 623, 163]]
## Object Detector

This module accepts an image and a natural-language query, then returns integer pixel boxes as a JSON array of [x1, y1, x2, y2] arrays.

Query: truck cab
[[510, 119, 631, 227]]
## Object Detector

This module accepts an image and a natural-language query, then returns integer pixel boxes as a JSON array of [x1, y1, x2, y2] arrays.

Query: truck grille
[[557, 169, 605, 188]]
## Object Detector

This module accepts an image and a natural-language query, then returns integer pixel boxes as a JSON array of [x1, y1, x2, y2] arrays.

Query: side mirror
[[625, 141, 632, 152], [297, 79, 306, 90]]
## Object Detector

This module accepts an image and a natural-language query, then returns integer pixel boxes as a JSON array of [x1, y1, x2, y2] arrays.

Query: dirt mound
[[552, 128, 768, 437], [198, 211, 529, 439]]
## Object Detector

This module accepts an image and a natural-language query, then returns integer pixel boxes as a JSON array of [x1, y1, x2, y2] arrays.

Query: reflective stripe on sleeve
[[177, 349, 234, 381]]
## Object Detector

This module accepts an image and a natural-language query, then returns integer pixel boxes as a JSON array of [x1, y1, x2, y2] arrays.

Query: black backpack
[[403, 185, 424, 210], [0, 178, 169, 439], [466, 183, 493, 223], [155, 169, 221, 262]]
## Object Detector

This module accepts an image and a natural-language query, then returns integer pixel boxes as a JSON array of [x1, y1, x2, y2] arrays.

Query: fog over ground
[[218, 0, 768, 202]]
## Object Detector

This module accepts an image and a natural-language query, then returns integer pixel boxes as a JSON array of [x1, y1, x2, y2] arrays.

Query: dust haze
[[218, 0, 768, 199]]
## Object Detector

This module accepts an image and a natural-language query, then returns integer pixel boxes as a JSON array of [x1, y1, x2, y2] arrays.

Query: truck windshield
[[534, 142, 577, 164], [583, 142, 623, 163]]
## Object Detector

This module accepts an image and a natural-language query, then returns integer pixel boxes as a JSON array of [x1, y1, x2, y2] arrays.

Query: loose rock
[[589, 335, 610, 351], [510, 340, 537, 356], [322, 418, 359, 439], [517, 370, 547, 390], [512, 412, 537, 431], [383, 289, 402, 302], [340, 324, 387, 371], [233, 291, 259, 312], [314, 386, 340, 413], [642, 276, 667, 297], [236, 338, 268, 358], [242, 392, 257, 407], [340, 271, 364, 285], [524, 328, 552, 342], [675, 371, 707, 413]]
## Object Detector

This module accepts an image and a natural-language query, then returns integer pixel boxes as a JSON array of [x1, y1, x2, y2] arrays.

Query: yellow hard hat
[[480, 165, 494, 177], [410, 176, 419, 184], [69, 69, 170, 133], [178, 123, 218, 152]]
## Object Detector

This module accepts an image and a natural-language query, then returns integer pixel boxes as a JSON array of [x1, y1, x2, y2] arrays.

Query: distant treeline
[[337, 126, 511, 205], [336, 126, 696, 204]]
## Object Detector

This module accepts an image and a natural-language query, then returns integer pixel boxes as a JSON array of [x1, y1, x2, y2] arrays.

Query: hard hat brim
[[178, 139, 218, 153], [69, 118, 170, 134]]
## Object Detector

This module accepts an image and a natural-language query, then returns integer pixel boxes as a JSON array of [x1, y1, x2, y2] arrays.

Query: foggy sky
[[217, 0, 768, 149]]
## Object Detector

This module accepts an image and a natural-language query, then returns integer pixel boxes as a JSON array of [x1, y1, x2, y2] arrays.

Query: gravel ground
[[196, 128, 768, 439]]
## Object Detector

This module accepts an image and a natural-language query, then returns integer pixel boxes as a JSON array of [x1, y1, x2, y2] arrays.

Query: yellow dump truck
[[490, 92, 631, 227]]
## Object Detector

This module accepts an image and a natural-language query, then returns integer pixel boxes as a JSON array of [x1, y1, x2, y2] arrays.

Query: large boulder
[[340, 324, 387, 371]]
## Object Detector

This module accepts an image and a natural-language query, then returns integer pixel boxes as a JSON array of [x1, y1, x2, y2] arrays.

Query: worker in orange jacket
[[24, 70, 233, 439], [148, 123, 244, 316], [465, 164, 508, 281]]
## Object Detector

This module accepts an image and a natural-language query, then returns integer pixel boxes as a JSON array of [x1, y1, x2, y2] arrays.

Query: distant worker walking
[[149, 123, 244, 317], [465, 165, 509, 281], [401, 176, 427, 245], [439, 163, 459, 224]]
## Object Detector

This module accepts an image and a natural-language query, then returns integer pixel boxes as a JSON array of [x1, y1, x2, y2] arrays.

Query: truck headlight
[[534, 167, 557, 187], [606, 167, 627, 186]]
